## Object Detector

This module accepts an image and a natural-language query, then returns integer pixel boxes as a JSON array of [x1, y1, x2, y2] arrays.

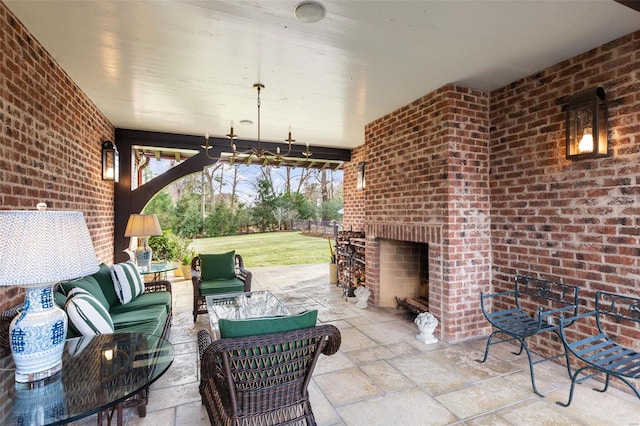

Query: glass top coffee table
[[206, 291, 291, 337]]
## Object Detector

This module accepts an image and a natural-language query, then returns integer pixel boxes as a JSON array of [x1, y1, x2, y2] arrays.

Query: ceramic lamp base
[[10, 285, 67, 383]]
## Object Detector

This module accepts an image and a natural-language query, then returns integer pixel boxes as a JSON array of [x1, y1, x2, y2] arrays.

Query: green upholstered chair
[[191, 251, 252, 322]]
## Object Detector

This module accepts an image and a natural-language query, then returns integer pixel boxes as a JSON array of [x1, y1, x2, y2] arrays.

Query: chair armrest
[[197, 329, 213, 360], [144, 280, 172, 294]]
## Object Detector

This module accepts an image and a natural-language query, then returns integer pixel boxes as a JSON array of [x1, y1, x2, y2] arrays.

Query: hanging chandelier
[[203, 83, 312, 165]]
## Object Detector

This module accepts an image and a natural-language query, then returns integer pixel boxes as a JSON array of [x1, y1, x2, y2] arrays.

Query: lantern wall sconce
[[102, 140, 119, 182], [356, 162, 365, 190], [565, 87, 608, 160]]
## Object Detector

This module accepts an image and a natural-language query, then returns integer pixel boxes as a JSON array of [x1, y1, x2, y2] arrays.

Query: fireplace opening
[[378, 239, 428, 311]]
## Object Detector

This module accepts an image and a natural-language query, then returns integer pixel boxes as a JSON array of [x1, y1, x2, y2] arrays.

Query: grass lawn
[[189, 232, 333, 267]]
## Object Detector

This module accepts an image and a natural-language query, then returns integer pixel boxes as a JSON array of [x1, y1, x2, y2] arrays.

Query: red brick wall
[[343, 145, 366, 231], [0, 4, 115, 311], [352, 84, 491, 342], [491, 31, 640, 353]]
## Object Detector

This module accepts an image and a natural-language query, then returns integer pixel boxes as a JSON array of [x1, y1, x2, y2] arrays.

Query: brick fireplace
[[345, 84, 492, 343]]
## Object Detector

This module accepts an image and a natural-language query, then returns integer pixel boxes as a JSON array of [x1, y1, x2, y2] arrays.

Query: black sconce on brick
[[102, 140, 119, 182], [566, 87, 608, 160]]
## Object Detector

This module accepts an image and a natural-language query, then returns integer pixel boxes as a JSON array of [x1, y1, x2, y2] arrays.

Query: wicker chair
[[191, 254, 252, 322], [198, 324, 341, 426]]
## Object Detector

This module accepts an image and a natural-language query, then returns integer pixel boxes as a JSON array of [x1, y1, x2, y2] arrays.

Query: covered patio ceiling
[[5, 0, 640, 155]]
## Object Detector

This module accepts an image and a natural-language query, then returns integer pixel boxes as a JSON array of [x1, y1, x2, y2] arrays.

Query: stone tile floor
[[77, 264, 639, 425]]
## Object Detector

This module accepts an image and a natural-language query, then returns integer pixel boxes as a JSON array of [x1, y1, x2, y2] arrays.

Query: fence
[[290, 219, 342, 238]]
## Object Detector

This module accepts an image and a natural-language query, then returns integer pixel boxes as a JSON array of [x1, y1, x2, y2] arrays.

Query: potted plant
[[180, 248, 196, 280], [149, 231, 183, 277]]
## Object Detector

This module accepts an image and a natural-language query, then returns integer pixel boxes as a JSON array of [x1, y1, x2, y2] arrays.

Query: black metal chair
[[477, 275, 580, 396]]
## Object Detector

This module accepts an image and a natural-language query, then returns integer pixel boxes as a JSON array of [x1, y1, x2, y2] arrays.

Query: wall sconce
[[565, 87, 608, 160], [102, 141, 119, 182], [356, 162, 365, 190]]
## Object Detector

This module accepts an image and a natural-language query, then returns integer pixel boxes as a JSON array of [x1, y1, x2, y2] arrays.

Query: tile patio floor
[[77, 264, 639, 425]]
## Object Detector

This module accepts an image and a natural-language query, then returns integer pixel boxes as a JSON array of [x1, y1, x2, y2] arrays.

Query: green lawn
[[189, 232, 333, 268]]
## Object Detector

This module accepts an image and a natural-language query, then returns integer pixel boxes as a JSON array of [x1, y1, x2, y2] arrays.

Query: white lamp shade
[[0, 210, 99, 286], [124, 214, 162, 238]]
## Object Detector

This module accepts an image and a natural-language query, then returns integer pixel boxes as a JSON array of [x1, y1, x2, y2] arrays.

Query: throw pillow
[[65, 290, 114, 336], [200, 251, 236, 280], [219, 310, 318, 338], [110, 261, 145, 305], [59, 275, 110, 311]]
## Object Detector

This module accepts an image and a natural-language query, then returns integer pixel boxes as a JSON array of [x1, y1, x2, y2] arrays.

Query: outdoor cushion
[[219, 310, 318, 338], [111, 261, 145, 305], [199, 278, 245, 296], [111, 305, 167, 329], [200, 251, 236, 280], [93, 263, 119, 307], [60, 275, 110, 311], [65, 289, 114, 336], [109, 291, 172, 315]]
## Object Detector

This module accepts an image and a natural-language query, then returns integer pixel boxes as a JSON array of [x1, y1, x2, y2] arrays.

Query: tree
[[252, 178, 277, 231], [143, 191, 175, 230]]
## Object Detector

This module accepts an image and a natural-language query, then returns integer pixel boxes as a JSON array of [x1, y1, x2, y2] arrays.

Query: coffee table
[[206, 291, 291, 337], [0, 332, 173, 426]]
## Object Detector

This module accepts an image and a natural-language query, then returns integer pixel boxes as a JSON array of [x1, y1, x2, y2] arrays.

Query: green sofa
[[0, 262, 172, 417], [57, 263, 172, 342]]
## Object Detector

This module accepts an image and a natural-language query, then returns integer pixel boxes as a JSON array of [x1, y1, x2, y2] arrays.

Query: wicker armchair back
[[198, 324, 341, 425]]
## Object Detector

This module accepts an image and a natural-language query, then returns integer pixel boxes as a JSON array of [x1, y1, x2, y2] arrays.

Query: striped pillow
[[110, 261, 145, 305], [65, 289, 114, 336]]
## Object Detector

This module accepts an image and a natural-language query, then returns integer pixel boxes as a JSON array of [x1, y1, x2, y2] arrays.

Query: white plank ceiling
[[5, 1, 640, 149]]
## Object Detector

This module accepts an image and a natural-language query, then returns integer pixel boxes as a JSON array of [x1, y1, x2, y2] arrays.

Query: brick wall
[[355, 84, 491, 342], [0, 3, 115, 311], [342, 144, 366, 231], [491, 31, 640, 353], [345, 29, 639, 346]]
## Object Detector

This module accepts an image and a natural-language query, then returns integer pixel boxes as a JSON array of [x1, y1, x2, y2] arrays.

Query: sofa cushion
[[109, 291, 172, 315], [93, 263, 119, 307], [200, 251, 236, 280], [111, 262, 145, 305], [219, 310, 318, 338], [199, 278, 245, 296], [65, 289, 114, 336], [111, 305, 167, 329], [60, 276, 110, 311]]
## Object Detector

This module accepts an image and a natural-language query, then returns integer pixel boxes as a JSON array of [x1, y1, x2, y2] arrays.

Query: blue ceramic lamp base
[[10, 285, 67, 383]]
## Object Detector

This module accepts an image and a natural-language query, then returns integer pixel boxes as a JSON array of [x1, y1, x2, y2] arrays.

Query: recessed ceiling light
[[239, 119, 253, 125], [294, 1, 326, 23]]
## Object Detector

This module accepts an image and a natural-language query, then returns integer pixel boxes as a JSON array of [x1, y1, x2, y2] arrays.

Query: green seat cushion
[[93, 263, 119, 307], [111, 305, 167, 329], [200, 251, 236, 280], [219, 310, 318, 338], [114, 319, 165, 339], [109, 291, 171, 315], [60, 276, 110, 311], [199, 278, 245, 296]]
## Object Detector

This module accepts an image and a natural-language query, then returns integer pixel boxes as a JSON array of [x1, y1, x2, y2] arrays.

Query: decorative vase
[[10, 285, 67, 382], [354, 286, 371, 309], [414, 312, 438, 344]]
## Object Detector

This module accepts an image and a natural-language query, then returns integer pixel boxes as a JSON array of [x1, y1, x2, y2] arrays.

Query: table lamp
[[0, 203, 99, 382], [124, 214, 162, 271]]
